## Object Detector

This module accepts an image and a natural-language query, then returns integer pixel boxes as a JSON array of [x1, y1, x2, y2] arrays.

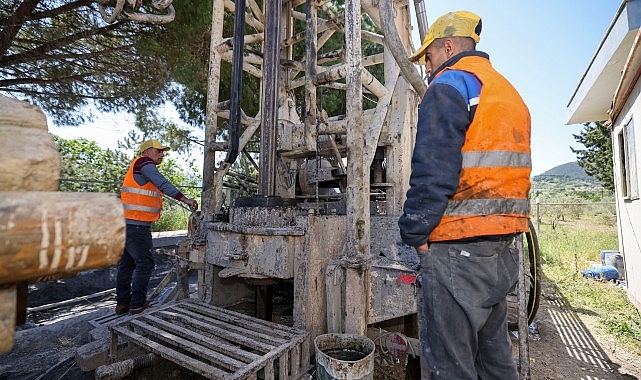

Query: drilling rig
[[89, 1, 431, 377], [93, 1, 539, 378], [195, 0, 426, 338]]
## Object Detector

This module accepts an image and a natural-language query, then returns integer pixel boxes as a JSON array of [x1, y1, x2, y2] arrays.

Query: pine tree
[[571, 121, 614, 192]]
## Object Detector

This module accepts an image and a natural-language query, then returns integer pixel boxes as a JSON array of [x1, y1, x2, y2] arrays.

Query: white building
[[567, 0, 641, 311]]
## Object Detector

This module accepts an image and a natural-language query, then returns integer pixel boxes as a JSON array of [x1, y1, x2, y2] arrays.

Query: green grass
[[152, 201, 195, 232], [536, 219, 641, 355]]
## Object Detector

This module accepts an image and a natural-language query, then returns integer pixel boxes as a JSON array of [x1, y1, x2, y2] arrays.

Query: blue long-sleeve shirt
[[134, 157, 183, 199]]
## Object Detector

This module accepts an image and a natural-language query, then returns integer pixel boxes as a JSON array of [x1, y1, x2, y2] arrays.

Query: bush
[[152, 201, 195, 232]]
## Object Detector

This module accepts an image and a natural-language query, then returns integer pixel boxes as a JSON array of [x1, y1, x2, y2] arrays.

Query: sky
[[50, 1, 623, 175], [411, 1, 623, 175]]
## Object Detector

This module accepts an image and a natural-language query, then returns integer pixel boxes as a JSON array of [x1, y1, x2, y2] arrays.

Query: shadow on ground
[[526, 275, 640, 379]]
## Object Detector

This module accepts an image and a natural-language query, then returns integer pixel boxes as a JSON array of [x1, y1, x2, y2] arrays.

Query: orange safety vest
[[428, 56, 531, 242], [120, 157, 163, 222]]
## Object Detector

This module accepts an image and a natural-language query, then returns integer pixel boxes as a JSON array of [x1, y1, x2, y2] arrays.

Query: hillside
[[534, 161, 595, 181], [532, 161, 610, 198]]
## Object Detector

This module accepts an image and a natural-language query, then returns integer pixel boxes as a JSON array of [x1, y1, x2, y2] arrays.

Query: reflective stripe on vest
[[445, 198, 530, 216], [461, 151, 531, 169], [428, 56, 531, 241], [122, 203, 161, 213], [121, 186, 160, 198]]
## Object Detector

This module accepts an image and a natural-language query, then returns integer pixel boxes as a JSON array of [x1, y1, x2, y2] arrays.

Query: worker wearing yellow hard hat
[[409, 11, 482, 65], [399, 10, 531, 380], [117, 139, 198, 316]]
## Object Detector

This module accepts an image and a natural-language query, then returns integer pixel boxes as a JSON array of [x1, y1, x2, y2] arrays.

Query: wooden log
[[0, 96, 60, 191], [0, 286, 16, 352], [0, 192, 125, 284]]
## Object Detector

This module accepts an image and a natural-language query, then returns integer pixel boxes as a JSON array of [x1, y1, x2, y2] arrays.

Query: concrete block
[[76, 339, 109, 372]]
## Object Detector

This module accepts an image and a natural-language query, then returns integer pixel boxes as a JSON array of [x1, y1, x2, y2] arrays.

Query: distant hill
[[534, 161, 596, 181]]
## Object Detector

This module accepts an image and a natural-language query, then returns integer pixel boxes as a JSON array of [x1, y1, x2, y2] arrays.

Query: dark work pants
[[418, 236, 520, 380], [116, 224, 155, 309]]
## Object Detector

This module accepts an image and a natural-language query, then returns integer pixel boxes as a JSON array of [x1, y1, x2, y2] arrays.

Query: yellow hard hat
[[409, 11, 482, 64], [139, 139, 170, 153]]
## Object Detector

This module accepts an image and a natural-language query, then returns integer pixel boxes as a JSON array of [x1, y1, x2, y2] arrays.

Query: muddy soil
[[1, 254, 640, 380]]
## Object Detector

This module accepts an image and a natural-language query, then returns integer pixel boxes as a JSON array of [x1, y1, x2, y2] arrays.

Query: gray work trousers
[[418, 235, 520, 380]]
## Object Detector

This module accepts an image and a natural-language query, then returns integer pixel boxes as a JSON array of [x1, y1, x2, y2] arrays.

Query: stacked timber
[[0, 96, 126, 353]]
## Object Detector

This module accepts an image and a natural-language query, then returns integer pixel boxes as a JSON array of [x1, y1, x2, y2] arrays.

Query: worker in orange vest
[[398, 11, 531, 379], [116, 139, 198, 315]]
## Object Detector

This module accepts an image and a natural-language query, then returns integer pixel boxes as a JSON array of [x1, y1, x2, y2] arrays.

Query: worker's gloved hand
[[182, 197, 198, 212]]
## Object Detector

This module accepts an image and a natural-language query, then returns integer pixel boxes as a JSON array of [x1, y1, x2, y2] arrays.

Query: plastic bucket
[[314, 333, 375, 380], [600, 250, 618, 264]]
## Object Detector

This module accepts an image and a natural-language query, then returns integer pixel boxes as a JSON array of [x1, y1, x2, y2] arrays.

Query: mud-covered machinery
[[185, 0, 429, 342]]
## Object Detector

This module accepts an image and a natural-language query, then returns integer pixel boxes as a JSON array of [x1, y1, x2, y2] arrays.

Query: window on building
[[618, 118, 639, 200]]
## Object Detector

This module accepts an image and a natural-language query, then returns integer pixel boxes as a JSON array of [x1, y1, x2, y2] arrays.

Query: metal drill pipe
[[259, 0, 282, 196], [225, 0, 246, 164]]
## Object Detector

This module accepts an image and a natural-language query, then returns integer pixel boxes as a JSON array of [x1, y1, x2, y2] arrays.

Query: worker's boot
[[129, 302, 151, 315], [115, 304, 130, 315]]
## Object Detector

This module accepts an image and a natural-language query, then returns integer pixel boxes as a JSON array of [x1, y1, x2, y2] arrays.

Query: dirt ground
[[519, 280, 640, 379], [1, 256, 640, 380]]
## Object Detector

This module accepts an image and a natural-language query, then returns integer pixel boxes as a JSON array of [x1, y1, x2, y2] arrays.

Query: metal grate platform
[[90, 307, 128, 328], [108, 298, 310, 379]]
